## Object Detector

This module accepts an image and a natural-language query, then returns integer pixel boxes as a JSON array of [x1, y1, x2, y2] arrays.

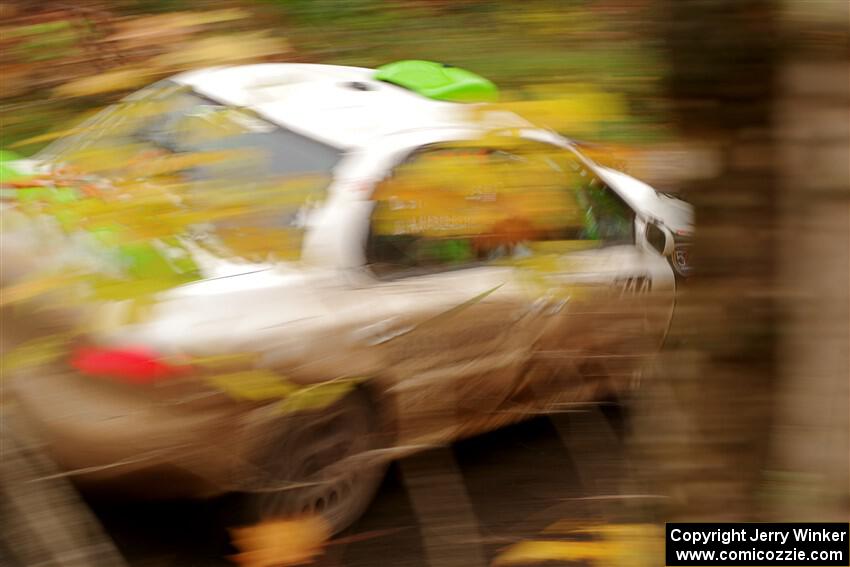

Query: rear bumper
[[6, 368, 272, 498]]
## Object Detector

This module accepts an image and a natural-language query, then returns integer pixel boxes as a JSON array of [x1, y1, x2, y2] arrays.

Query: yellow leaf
[[153, 34, 288, 71], [55, 68, 152, 97], [493, 540, 616, 565], [0, 272, 77, 307], [123, 149, 238, 178], [277, 379, 360, 414], [2, 333, 71, 373], [230, 516, 330, 567], [107, 9, 250, 44], [10, 125, 93, 148], [192, 352, 259, 369], [213, 226, 302, 262], [182, 8, 250, 26], [480, 88, 627, 135], [493, 523, 664, 567], [207, 370, 298, 402]]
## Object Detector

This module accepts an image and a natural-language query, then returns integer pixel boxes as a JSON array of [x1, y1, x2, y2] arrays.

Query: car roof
[[171, 63, 530, 149]]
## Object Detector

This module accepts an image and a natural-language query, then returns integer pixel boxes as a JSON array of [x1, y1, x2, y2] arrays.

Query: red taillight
[[71, 346, 191, 385]]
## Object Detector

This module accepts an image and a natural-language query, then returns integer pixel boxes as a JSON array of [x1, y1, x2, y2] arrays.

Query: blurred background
[[1, 1, 847, 566]]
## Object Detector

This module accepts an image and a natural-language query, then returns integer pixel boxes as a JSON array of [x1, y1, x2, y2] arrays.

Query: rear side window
[[41, 81, 344, 261], [43, 81, 342, 186], [366, 141, 634, 278]]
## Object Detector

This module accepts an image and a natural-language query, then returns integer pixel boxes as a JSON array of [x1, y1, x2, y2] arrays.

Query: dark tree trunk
[[638, 0, 849, 522], [639, 0, 781, 521]]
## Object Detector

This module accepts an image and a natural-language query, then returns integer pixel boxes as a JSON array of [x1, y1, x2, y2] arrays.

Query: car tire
[[234, 389, 387, 535]]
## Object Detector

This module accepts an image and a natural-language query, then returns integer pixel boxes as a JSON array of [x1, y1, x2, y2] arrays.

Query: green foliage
[[273, 0, 667, 142], [1, 0, 669, 148]]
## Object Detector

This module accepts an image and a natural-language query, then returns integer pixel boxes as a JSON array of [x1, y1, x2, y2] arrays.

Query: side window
[[42, 81, 196, 167], [42, 81, 342, 263], [366, 148, 498, 277], [366, 142, 633, 278]]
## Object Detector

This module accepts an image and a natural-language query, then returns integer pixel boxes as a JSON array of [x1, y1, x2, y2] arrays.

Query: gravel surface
[[89, 409, 632, 567]]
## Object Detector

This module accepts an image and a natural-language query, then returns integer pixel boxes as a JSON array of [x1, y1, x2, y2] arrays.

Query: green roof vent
[[375, 60, 499, 103]]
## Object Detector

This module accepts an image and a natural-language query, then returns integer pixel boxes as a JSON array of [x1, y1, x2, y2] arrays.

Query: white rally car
[[6, 61, 693, 533]]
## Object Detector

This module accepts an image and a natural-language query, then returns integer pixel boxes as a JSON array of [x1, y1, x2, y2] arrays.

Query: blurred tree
[[635, 0, 780, 522], [0, 2, 286, 149], [638, 0, 849, 522], [769, 0, 849, 521], [2, 0, 675, 148]]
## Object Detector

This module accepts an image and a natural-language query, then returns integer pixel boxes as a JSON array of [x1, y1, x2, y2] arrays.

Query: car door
[[359, 139, 674, 443], [361, 145, 547, 444], [512, 151, 676, 409]]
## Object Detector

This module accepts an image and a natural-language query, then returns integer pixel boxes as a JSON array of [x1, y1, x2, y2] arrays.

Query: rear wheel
[[237, 390, 387, 535]]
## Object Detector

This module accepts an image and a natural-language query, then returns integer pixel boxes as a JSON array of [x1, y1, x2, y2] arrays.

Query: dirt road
[[88, 407, 635, 567]]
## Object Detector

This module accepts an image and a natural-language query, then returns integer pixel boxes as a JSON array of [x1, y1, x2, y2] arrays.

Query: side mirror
[[646, 221, 674, 256]]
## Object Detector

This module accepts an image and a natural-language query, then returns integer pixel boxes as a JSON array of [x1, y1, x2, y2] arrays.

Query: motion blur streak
[[0, 1, 847, 567]]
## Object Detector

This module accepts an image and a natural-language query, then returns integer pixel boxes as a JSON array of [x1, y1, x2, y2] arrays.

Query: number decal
[[615, 275, 652, 297]]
